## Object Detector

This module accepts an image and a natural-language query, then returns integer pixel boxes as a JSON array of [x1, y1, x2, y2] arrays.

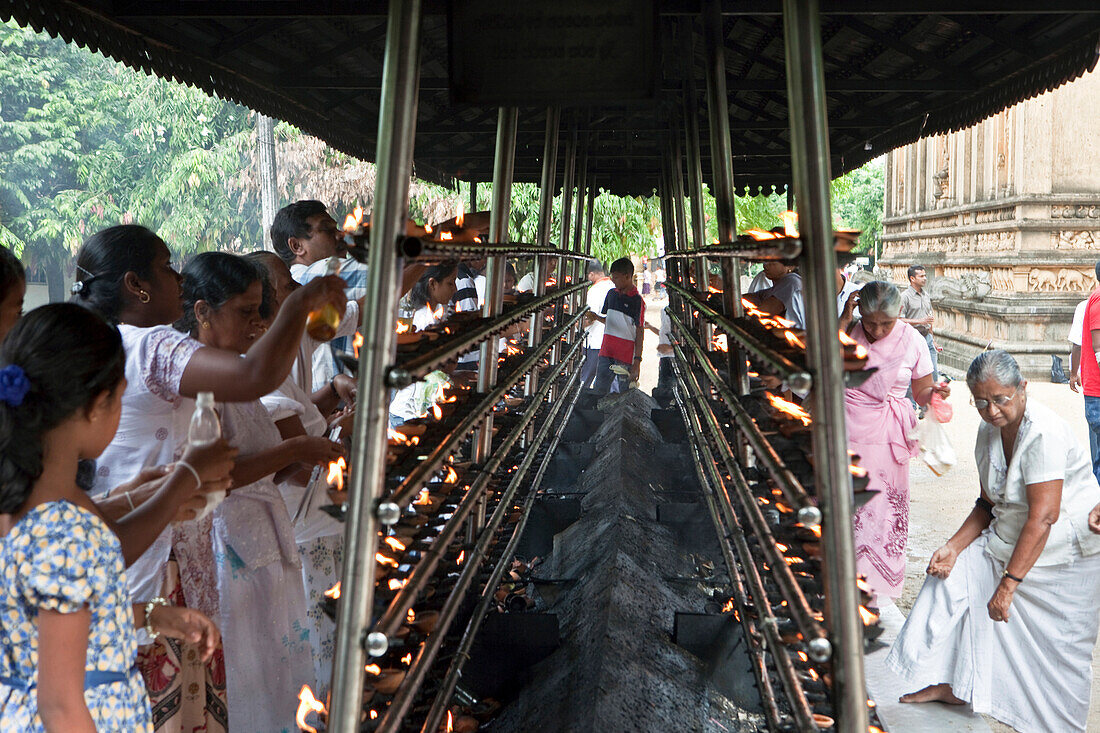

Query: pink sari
[[844, 320, 931, 599]]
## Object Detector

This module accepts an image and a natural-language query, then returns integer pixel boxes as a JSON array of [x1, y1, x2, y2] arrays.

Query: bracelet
[[144, 596, 169, 640], [124, 491, 135, 511], [633, 356, 642, 362], [975, 497, 994, 514], [1002, 569, 1024, 584], [175, 460, 202, 489]]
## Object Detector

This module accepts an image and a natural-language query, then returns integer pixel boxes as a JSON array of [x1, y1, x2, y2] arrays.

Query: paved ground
[[634, 299, 1099, 731]]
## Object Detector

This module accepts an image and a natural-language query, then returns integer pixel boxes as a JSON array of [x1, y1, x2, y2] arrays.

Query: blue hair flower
[[0, 365, 30, 407]]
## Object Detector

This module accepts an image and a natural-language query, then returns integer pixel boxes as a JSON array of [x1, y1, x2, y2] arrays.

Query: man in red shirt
[[1080, 261, 1100, 482]]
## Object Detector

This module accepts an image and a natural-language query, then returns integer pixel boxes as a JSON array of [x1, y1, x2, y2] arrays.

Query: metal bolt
[[797, 505, 822, 527], [787, 372, 812, 393], [376, 501, 402, 526], [366, 631, 389, 657], [807, 636, 832, 662]]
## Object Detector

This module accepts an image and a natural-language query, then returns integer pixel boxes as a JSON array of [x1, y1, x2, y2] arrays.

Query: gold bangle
[[144, 596, 169, 640]]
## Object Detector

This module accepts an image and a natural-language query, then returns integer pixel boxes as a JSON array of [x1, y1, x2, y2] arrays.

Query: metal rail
[[373, 337, 586, 640], [675, 340, 827, 648], [665, 282, 806, 381], [388, 309, 587, 509], [418, 377, 584, 733], [662, 237, 802, 261], [670, 311, 816, 518], [394, 282, 587, 382], [671, 362, 783, 732]]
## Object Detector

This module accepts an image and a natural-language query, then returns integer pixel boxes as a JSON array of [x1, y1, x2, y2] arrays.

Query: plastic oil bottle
[[306, 257, 343, 341], [189, 391, 224, 520]]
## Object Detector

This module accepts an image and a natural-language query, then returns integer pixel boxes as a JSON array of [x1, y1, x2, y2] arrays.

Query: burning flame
[[401, 653, 412, 665], [838, 329, 857, 347], [342, 213, 358, 231], [456, 550, 465, 565], [765, 393, 812, 426], [850, 464, 868, 479], [783, 331, 806, 350], [376, 553, 399, 568], [365, 664, 381, 676], [442, 466, 458, 484], [744, 228, 781, 241], [370, 710, 378, 720], [797, 651, 809, 662], [383, 536, 406, 552], [712, 334, 728, 352], [388, 427, 420, 446], [782, 210, 798, 237], [440, 230, 454, 241], [856, 576, 873, 594], [776, 542, 789, 552], [854, 345, 868, 359], [396, 320, 411, 334], [324, 582, 340, 600], [388, 578, 408, 591], [456, 202, 464, 228], [432, 404, 443, 421], [407, 609, 416, 623], [433, 304, 445, 321], [721, 598, 735, 613], [296, 685, 326, 733], [859, 605, 879, 626], [414, 488, 431, 506], [353, 331, 363, 358], [326, 457, 347, 492], [446, 711, 454, 733]]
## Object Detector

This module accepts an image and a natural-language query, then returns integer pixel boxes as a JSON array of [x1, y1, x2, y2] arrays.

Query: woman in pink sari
[[842, 281, 950, 603]]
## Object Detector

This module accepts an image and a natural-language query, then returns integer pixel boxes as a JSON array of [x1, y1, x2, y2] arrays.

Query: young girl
[[407, 260, 458, 330], [171, 253, 343, 733], [0, 304, 228, 731]]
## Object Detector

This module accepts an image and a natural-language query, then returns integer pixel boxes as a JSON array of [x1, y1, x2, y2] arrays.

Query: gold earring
[[201, 321, 211, 329], [138, 290, 151, 304]]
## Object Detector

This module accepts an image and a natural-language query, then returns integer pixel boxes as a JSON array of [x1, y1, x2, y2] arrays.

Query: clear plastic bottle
[[188, 392, 224, 520], [306, 257, 343, 341]]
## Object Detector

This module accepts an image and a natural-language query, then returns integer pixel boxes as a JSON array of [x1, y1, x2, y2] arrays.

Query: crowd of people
[[0, 199, 659, 731]]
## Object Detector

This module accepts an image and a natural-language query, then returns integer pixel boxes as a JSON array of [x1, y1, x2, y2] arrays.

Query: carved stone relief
[[974, 207, 1016, 224], [1027, 267, 1092, 292], [989, 268, 1015, 293], [1051, 205, 1100, 219], [1053, 230, 1100, 249]]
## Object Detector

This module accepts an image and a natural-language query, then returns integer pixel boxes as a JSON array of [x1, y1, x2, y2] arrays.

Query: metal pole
[[583, 169, 596, 256], [329, 1, 421, 728], [682, 90, 711, 347], [703, 0, 748, 396], [571, 139, 589, 331], [782, 2, 868, 731], [470, 180, 478, 214], [475, 107, 519, 461], [526, 108, 560, 397], [552, 127, 577, 372], [256, 114, 278, 245]]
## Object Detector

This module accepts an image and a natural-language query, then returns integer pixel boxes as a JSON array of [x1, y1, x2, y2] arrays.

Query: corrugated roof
[[2, 1, 1098, 196]]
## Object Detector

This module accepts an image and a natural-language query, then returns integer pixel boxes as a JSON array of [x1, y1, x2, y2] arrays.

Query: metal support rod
[[329, 0, 421, 728], [703, 0, 748, 401], [526, 108, 560, 397], [583, 168, 596, 256], [552, 127, 577, 370], [475, 107, 518, 466], [470, 180, 478, 214], [571, 138, 589, 326], [682, 89, 711, 347], [783, 1, 868, 730]]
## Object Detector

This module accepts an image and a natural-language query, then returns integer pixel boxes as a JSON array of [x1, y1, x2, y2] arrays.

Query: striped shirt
[[599, 286, 644, 365], [453, 263, 481, 371]]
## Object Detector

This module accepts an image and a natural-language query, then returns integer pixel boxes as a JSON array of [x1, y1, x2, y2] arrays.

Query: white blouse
[[976, 399, 1100, 566]]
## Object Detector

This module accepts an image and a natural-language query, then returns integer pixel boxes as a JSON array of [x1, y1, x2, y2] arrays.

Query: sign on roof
[[448, 0, 656, 105]]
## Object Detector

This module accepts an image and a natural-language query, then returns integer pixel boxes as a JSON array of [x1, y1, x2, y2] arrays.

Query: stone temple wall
[[879, 68, 1100, 378]]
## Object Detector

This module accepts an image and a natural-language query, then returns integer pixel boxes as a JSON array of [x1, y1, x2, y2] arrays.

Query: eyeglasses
[[970, 385, 1020, 411]]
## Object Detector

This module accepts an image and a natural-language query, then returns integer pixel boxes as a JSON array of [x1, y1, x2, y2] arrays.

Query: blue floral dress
[[0, 501, 153, 731]]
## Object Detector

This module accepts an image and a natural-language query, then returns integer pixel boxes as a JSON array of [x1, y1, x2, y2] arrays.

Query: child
[[0, 246, 25, 342], [587, 257, 645, 394], [0, 304, 226, 731]]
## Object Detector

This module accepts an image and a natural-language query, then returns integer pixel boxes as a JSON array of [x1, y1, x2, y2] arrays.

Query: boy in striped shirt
[[587, 257, 645, 393]]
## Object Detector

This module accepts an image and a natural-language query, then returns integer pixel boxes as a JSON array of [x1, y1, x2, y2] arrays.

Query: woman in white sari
[[887, 350, 1100, 732]]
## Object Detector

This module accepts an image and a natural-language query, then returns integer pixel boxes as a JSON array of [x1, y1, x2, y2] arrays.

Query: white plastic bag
[[918, 416, 956, 476]]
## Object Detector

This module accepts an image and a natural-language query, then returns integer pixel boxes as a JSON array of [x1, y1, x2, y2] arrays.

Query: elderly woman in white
[[887, 350, 1100, 732]]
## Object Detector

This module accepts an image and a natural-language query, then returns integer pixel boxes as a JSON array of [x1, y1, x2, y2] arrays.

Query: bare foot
[[899, 683, 965, 705]]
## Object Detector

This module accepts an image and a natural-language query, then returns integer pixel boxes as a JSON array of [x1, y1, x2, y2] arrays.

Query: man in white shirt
[[581, 260, 615, 388]]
